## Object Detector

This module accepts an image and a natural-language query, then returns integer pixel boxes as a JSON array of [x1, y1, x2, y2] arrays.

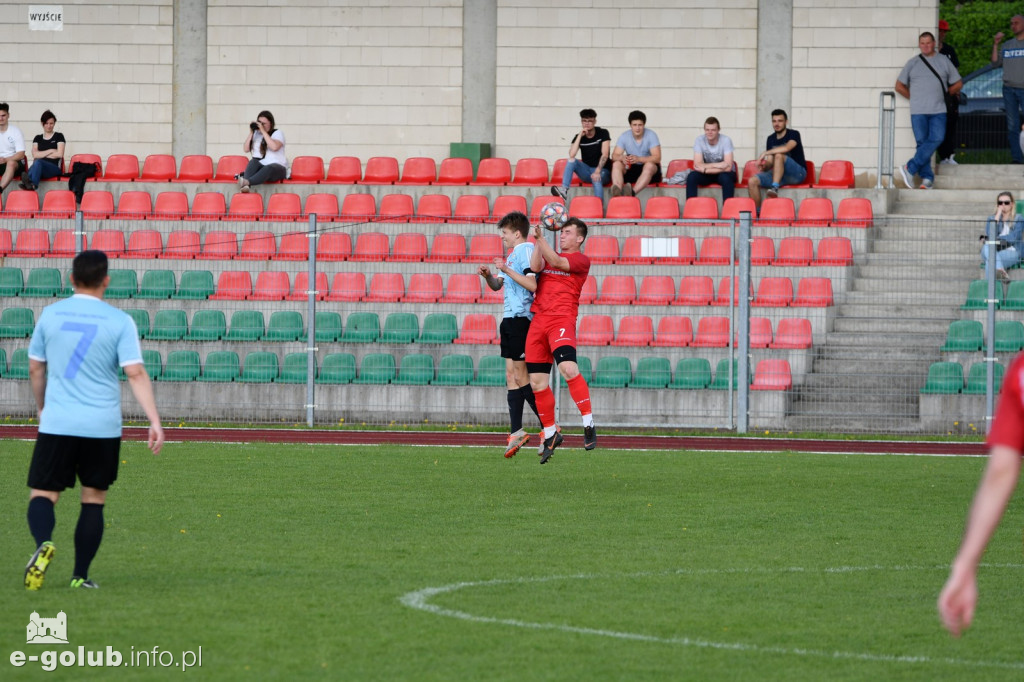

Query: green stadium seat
[[433, 354, 473, 386], [575, 356, 593, 384], [631, 357, 671, 388], [940, 320, 984, 352], [353, 353, 396, 384], [105, 269, 138, 299], [671, 358, 712, 389], [317, 353, 356, 384], [173, 270, 215, 300], [22, 268, 62, 297], [0, 347, 6, 377], [961, 279, 1003, 310], [314, 311, 343, 342], [0, 307, 34, 338], [963, 361, 1005, 394], [225, 310, 265, 342], [266, 311, 304, 342], [120, 349, 163, 381], [470, 355, 506, 386], [240, 351, 279, 383], [160, 350, 200, 382], [278, 352, 315, 383], [199, 351, 240, 382], [0, 267, 24, 296], [149, 309, 188, 340], [124, 308, 149, 338], [1003, 281, 1024, 310], [340, 312, 380, 343], [186, 309, 227, 341], [920, 361, 964, 394], [418, 312, 458, 344], [393, 353, 435, 385], [380, 312, 420, 344], [137, 270, 176, 299], [8, 348, 30, 379], [994, 320, 1024, 352], [710, 359, 749, 390], [591, 356, 632, 388]]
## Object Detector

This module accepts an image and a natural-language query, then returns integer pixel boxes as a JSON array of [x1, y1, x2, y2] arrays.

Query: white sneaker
[[898, 164, 913, 188], [919, 178, 933, 189], [940, 157, 958, 165]]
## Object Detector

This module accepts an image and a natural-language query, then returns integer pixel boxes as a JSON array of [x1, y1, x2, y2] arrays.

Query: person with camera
[[238, 110, 287, 192], [980, 191, 1024, 283]]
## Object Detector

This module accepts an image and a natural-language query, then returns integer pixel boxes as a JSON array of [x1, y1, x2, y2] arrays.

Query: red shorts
[[525, 314, 577, 364]]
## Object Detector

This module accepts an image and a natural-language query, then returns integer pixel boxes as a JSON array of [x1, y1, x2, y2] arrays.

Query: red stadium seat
[[197, 230, 238, 260], [186, 192, 227, 221], [595, 275, 637, 305], [643, 196, 680, 223], [682, 196, 719, 223], [696, 236, 732, 265], [40, 190, 75, 218], [750, 236, 775, 265], [48, 230, 78, 258], [378, 193, 414, 222], [102, 154, 140, 181], [113, 190, 152, 219], [754, 197, 796, 227], [126, 230, 162, 259], [651, 316, 692, 347], [794, 197, 834, 226], [662, 159, 693, 182], [80, 190, 115, 219], [454, 313, 499, 345], [674, 276, 714, 306], [397, 157, 437, 185], [792, 277, 834, 307], [653, 236, 697, 265], [264, 193, 301, 221], [276, 232, 308, 261], [833, 198, 873, 228], [249, 271, 291, 301], [813, 236, 854, 266], [721, 197, 757, 221], [415, 194, 452, 222], [605, 196, 642, 221], [402, 273, 443, 303], [792, 161, 815, 188], [212, 155, 248, 182], [390, 232, 428, 262], [441, 273, 481, 303], [324, 156, 361, 184], [151, 191, 189, 220], [711, 276, 751, 307], [435, 157, 473, 185], [751, 359, 792, 391], [473, 158, 512, 185], [454, 195, 490, 221], [612, 315, 654, 346], [303, 193, 340, 221], [287, 271, 329, 301], [583, 234, 619, 264], [284, 156, 325, 183], [568, 195, 603, 220], [467, 233, 503, 263], [529, 195, 560, 222], [579, 275, 597, 304], [428, 233, 467, 263], [812, 160, 855, 188], [316, 232, 352, 261], [339, 193, 376, 221], [225, 193, 264, 222], [90, 229, 126, 258], [691, 316, 731, 347], [480, 280, 503, 305], [140, 154, 176, 181], [739, 317, 774, 348], [509, 158, 548, 185], [350, 232, 389, 261], [637, 276, 675, 305], [209, 270, 253, 300], [174, 155, 214, 182], [740, 160, 761, 185], [773, 237, 813, 266], [771, 317, 813, 349], [237, 231, 277, 260], [361, 156, 399, 184], [578, 315, 614, 345], [618, 235, 654, 265], [0, 228, 10, 255], [325, 272, 366, 302], [752, 277, 793, 307], [550, 158, 583, 186], [69, 154, 102, 179], [492, 195, 529, 222], [364, 273, 405, 303], [161, 230, 200, 259]]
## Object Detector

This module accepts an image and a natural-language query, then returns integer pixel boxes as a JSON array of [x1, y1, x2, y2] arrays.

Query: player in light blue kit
[[24, 250, 163, 591], [478, 211, 541, 457]]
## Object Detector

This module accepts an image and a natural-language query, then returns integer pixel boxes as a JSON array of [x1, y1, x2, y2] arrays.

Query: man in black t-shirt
[[551, 108, 611, 202], [747, 109, 807, 210], [937, 19, 961, 164]]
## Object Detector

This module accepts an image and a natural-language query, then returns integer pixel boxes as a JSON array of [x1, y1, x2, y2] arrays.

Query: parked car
[[957, 64, 1005, 150]]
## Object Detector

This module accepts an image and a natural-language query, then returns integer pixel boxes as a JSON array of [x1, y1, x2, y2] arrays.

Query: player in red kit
[[525, 217, 596, 463]]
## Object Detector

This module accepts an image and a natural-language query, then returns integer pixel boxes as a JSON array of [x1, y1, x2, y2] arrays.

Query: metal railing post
[[877, 91, 897, 189]]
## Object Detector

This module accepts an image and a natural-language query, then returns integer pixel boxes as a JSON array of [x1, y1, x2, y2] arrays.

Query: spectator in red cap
[[937, 19, 961, 164]]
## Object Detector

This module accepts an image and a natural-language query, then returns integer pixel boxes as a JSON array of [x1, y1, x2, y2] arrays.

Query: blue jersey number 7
[[60, 322, 98, 380]]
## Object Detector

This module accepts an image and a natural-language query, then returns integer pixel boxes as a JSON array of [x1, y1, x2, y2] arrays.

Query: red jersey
[[988, 352, 1024, 451], [531, 251, 591, 319]]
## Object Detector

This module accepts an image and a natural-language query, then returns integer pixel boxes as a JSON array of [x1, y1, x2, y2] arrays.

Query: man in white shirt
[[0, 103, 27, 193], [686, 116, 736, 201]]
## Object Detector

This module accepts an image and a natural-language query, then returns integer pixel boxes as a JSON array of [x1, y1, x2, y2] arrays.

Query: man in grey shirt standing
[[896, 32, 962, 189], [992, 15, 1024, 164]]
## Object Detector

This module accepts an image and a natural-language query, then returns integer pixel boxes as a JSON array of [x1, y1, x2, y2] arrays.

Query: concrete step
[[822, 331, 946, 346], [831, 317, 950, 334]]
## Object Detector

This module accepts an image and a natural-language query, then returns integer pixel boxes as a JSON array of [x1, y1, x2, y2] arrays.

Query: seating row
[[921, 361, 1005, 394], [0, 190, 874, 227], [942, 319, 1024, 353], [52, 153, 857, 189], [962, 279, 1024, 310], [0, 346, 792, 390]]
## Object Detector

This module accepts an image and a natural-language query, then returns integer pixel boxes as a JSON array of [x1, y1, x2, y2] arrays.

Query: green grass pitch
[[3, 440, 1024, 681]]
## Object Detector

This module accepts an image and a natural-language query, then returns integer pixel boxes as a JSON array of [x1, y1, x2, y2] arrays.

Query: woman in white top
[[980, 191, 1024, 282], [239, 110, 287, 192]]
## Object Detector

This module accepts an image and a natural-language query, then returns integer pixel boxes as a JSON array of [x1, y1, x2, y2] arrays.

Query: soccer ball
[[539, 202, 569, 231]]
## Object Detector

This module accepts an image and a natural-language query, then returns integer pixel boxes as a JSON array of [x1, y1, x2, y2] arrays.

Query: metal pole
[[306, 214, 318, 427], [737, 212, 752, 433], [985, 227, 998, 433], [877, 91, 896, 189]]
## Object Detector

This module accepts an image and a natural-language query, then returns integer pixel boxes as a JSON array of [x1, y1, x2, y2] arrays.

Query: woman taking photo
[[20, 110, 64, 191], [238, 110, 286, 192], [981, 191, 1024, 283]]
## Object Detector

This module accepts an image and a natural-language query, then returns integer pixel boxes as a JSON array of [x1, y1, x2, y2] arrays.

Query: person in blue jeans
[[551, 109, 611, 203], [746, 109, 806, 211], [980, 191, 1024, 282], [895, 32, 962, 189], [20, 110, 65, 191], [992, 15, 1024, 164]]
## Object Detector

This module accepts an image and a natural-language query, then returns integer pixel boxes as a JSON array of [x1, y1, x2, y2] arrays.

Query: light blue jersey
[[28, 294, 142, 438], [497, 241, 535, 319]]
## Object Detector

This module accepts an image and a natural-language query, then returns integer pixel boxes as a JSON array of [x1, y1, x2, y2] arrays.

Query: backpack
[[67, 161, 99, 203]]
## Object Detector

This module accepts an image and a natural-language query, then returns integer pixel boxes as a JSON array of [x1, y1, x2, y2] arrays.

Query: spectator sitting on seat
[[747, 109, 807, 210], [686, 116, 736, 201], [551, 108, 611, 203], [239, 110, 287, 193], [0, 102, 26, 194], [980, 191, 1024, 283], [20, 110, 65, 192], [610, 110, 662, 197]]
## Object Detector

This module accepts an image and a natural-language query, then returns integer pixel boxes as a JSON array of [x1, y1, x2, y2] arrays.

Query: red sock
[[532, 386, 556, 428], [566, 373, 592, 417]]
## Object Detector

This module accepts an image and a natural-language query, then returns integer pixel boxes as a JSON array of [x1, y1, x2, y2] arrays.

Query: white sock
[[582, 414, 594, 428], [544, 425, 556, 439]]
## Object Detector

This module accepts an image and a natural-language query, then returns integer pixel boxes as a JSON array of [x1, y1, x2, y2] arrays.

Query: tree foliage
[[941, 0, 1021, 75]]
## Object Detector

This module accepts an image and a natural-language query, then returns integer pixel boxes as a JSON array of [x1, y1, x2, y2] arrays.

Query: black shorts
[[624, 163, 662, 185], [499, 316, 531, 360], [28, 433, 121, 492], [0, 159, 27, 176]]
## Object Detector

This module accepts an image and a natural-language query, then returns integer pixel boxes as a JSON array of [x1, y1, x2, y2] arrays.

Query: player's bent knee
[[558, 361, 580, 381], [81, 487, 108, 505], [30, 489, 60, 504]]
